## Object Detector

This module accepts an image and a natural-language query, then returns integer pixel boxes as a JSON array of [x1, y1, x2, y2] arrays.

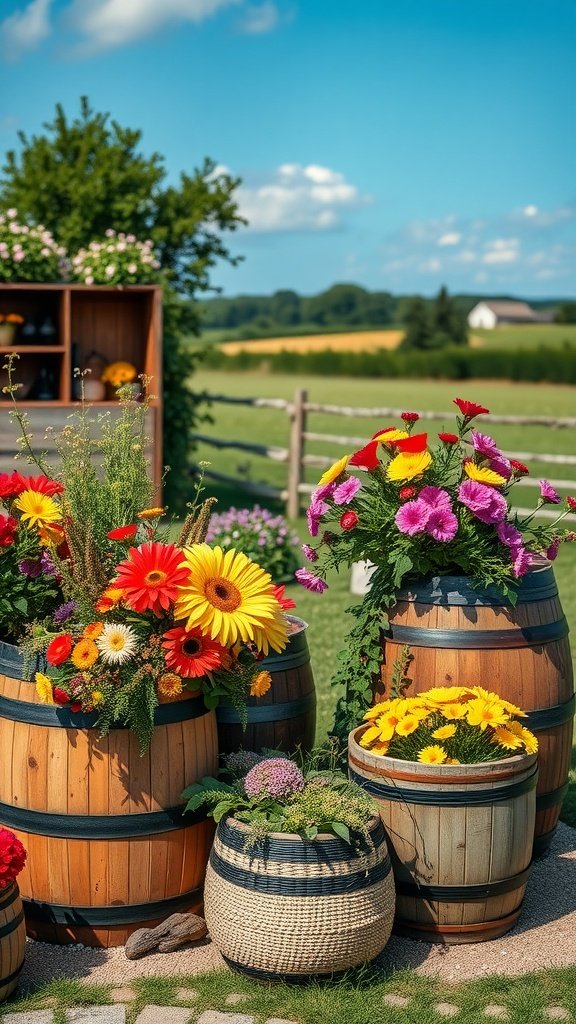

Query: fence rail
[[191, 388, 576, 522]]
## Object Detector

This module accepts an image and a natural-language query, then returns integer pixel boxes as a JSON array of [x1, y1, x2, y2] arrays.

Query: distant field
[[473, 323, 576, 349], [220, 329, 404, 354]]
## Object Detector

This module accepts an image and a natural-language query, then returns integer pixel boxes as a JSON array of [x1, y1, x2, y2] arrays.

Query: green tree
[[0, 97, 244, 511], [554, 302, 576, 324], [400, 296, 433, 350], [433, 285, 468, 346]]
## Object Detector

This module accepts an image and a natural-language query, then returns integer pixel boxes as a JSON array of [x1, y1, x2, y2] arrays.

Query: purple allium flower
[[223, 750, 262, 778], [513, 548, 533, 577], [471, 431, 502, 460], [53, 601, 76, 625], [244, 757, 305, 800], [333, 476, 362, 505], [18, 558, 41, 578], [302, 543, 318, 562], [540, 480, 561, 504], [425, 507, 459, 543], [295, 568, 328, 593], [496, 521, 524, 554], [395, 499, 431, 536], [546, 537, 562, 561], [458, 479, 507, 524], [418, 485, 452, 510]]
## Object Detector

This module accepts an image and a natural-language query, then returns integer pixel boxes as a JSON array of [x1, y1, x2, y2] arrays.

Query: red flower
[[399, 487, 417, 500], [389, 433, 428, 453], [0, 828, 27, 889], [113, 541, 189, 616], [272, 584, 297, 611], [46, 633, 73, 667], [438, 433, 459, 444], [0, 474, 20, 500], [567, 497, 576, 511], [401, 412, 420, 422], [349, 441, 379, 471], [53, 687, 70, 706], [453, 398, 489, 418], [10, 472, 64, 497], [0, 514, 17, 547], [340, 510, 359, 531], [70, 702, 82, 713], [107, 525, 138, 541], [510, 459, 529, 476], [162, 626, 226, 678]]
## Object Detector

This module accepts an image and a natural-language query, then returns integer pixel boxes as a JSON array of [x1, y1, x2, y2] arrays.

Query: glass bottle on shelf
[[20, 320, 37, 344], [38, 317, 57, 343], [35, 367, 57, 401]]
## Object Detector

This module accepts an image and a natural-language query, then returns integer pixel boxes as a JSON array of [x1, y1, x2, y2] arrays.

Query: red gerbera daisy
[[46, 633, 73, 666], [113, 542, 189, 616], [10, 472, 64, 497], [162, 626, 226, 678]]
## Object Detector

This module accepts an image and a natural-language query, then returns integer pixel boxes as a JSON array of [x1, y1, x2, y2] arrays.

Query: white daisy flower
[[96, 623, 139, 665]]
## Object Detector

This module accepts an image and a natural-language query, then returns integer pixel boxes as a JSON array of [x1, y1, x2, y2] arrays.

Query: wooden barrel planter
[[216, 616, 317, 756], [0, 884, 26, 1003], [204, 814, 395, 980], [0, 639, 218, 948], [378, 567, 574, 855], [349, 728, 537, 944]]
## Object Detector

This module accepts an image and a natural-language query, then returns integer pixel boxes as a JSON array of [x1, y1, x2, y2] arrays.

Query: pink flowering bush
[[0, 208, 67, 282], [69, 230, 161, 285], [298, 398, 576, 602]]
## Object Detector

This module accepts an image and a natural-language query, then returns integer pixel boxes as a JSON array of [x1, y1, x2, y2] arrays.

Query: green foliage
[[555, 301, 576, 324], [0, 526, 61, 643], [0, 209, 65, 282], [401, 286, 468, 350], [330, 602, 384, 750], [201, 283, 395, 332]]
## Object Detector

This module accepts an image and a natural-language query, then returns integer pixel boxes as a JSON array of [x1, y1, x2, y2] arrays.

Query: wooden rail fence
[[191, 388, 576, 521]]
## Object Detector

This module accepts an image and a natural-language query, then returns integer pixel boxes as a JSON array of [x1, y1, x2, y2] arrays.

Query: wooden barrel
[[216, 617, 317, 756], [0, 884, 26, 1003], [378, 568, 574, 855], [349, 728, 537, 944], [0, 640, 218, 948], [204, 814, 395, 979]]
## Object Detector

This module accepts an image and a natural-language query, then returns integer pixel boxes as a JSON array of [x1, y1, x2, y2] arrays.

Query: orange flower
[[95, 587, 124, 613], [113, 542, 189, 616], [162, 626, 226, 678], [83, 622, 104, 640], [250, 670, 272, 698]]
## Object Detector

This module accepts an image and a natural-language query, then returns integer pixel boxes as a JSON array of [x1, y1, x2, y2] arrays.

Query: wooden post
[[287, 388, 307, 518]]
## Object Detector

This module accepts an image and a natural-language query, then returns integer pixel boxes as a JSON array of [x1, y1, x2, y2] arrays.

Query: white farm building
[[467, 300, 537, 329]]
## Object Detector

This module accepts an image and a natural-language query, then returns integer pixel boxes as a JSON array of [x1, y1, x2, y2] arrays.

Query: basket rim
[[219, 812, 382, 844]]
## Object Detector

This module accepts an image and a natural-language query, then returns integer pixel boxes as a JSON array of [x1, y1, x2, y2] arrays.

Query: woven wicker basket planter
[[204, 815, 395, 980]]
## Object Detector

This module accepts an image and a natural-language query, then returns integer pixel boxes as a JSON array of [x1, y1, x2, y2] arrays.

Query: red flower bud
[[438, 433, 459, 444], [70, 702, 83, 713], [340, 510, 359, 531], [399, 487, 417, 500], [52, 687, 70, 706], [401, 411, 420, 422], [567, 496, 576, 511], [510, 459, 529, 476]]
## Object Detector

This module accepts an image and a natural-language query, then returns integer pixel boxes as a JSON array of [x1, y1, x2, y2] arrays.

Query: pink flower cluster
[[244, 757, 305, 800], [395, 486, 458, 543]]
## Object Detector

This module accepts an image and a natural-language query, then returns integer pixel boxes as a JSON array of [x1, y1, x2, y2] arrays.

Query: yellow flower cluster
[[360, 685, 538, 764]]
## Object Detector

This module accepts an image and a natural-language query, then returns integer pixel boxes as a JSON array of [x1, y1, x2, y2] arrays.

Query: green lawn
[[474, 323, 576, 350]]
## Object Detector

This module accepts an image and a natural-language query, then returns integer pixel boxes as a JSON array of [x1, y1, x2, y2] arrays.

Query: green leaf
[[330, 821, 351, 844], [304, 826, 318, 840], [13, 597, 28, 614]]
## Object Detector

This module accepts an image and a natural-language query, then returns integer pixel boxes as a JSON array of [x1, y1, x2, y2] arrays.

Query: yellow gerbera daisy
[[508, 720, 539, 754], [71, 638, 99, 670], [395, 714, 421, 736], [174, 544, 287, 652], [35, 672, 54, 705], [493, 725, 523, 750], [374, 428, 409, 444], [464, 463, 506, 487], [250, 670, 272, 698], [418, 745, 447, 764], [318, 454, 349, 487], [424, 686, 470, 703], [359, 724, 382, 747], [441, 702, 468, 720], [371, 741, 390, 756], [387, 450, 432, 482], [364, 700, 392, 720], [14, 489, 61, 529], [432, 723, 457, 740], [466, 698, 510, 730]]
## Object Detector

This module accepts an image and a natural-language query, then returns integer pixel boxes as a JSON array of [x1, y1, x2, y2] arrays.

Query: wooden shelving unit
[[0, 284, 163, 490]]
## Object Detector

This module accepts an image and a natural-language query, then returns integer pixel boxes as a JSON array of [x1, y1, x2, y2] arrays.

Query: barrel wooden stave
[[0, 662, 218, 947], [349, 731, 537, 944], [378, 570, 574, 851], [0, 884, 26, 1003]]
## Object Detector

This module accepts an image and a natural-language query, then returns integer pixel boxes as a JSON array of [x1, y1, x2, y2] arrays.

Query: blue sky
[[1, 0, 575, 298]]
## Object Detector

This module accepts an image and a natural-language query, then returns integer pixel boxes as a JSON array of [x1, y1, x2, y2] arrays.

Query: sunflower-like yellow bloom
[[465, 698, 509, 730], [175, 544, 287, 652], [493, 725, 523, 750], [387, 450, 432, 482], [250, 670, 272, 698], [14, 489, 62, 529], [464, 463, 507, 487], [432, 723, 457, 741], [440, 702, 468, 720], [418, 745, 447, 764], [318, 454, 349, 487], [35, 672, 54, 704], [395, 714, 421, 736], [509, 720, 539, 754], [364, 700, 392, 720], [423, 686, 471, 703]]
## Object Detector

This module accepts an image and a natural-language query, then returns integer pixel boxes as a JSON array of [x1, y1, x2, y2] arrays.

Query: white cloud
[[237, 1, 279, 33], [0, 0, 52, 60], [64, 0, 240, 53], [420, 258, 442, 273], [523, 204, 538, 217], [236, 163, 370, 232], [454, 249, 476, 264], [437, 232, 461, 247], [482, 238, 519, 265]]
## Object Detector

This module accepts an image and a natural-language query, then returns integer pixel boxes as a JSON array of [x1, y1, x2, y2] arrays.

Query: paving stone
[[66, 1009, 126, 1024], [3, 1013, 54, 1024], [134, 1008, 192, 1024], [175, 989, 199, 1002], [110, 989, 135, 1003], [225, 995, 249, 1006], [544, 1010, 571, 1021], [484, 1007, 509, 1019], [197, 1013, 255, 1024], [383, 994, 411, 1008], [434, 1005, 460, 1018]]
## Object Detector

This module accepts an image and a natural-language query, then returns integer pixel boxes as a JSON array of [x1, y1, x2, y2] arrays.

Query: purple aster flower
[[295, 568, 328, 593], [471, 431, 502, 460], [540, 480, 561, 504], [313, 483, 335, 502], [302, 543, 318, 562], [489, 455, 512, 480], [333, 475, 362, 505], [458, 479, 507, 523], [18, 558, 41, 578], [395, 499, 431, 536], [513, 548, 533, 577], [418, 485, 452, 510], [306, 498, 328, 538], [496, 521, 524, 554], [425, 507, 458, 543], [244, 757, 305, 800], [40, 550, 58, 575], [53, 600, 76, 625]]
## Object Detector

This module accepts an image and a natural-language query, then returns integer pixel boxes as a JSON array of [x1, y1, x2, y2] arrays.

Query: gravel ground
[[19, 822, 576, 989]]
